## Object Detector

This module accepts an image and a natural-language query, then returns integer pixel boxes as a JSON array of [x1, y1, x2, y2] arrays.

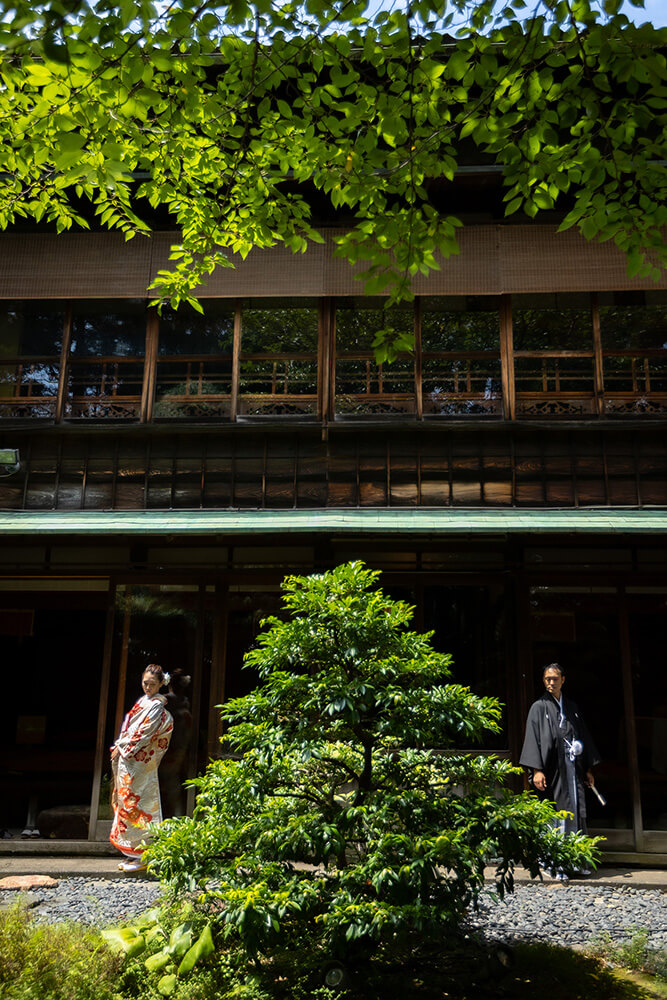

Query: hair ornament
[[162, 671, 171, 686]]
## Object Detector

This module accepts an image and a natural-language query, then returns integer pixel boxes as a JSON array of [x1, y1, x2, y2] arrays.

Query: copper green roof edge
[[0, 509, 666, 535]]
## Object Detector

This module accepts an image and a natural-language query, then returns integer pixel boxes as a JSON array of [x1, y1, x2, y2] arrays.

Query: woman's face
[[142, 671, 162, 698]]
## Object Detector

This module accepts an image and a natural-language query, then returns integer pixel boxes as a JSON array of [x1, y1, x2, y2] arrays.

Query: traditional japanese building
[[0, 204, 665, 858]]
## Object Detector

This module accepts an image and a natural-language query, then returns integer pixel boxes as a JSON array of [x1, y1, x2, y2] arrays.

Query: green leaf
[[158, 973, 178, 996], [145, 952, 173, 973], [177, 924, 215, 976], [101, 927, 146, 958]]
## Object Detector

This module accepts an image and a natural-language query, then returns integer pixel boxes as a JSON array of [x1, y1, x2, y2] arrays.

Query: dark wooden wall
[[1, 424, 665, 511]]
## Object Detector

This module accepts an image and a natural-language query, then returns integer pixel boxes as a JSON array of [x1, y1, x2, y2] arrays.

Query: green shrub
[[0, 901, 120, 1000], [146, 562, 600, 965]]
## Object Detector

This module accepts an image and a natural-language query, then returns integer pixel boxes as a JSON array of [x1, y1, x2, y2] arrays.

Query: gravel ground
[[1, 878, 665, 953], [466, 883, 667, 952]]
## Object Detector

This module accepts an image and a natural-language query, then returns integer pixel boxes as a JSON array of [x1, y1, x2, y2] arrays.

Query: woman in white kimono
[[110, 664, 174, 872]]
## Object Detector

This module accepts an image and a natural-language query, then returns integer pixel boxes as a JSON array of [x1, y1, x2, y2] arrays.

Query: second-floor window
[[67, 300, 147, 419]]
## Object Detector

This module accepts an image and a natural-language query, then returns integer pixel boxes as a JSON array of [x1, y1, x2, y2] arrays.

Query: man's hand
[[585, 770, 594, 787], [533, 770, 547, 792]]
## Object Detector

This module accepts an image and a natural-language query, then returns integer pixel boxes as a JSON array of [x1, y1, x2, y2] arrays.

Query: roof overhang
[[0, 509, 665, 536]]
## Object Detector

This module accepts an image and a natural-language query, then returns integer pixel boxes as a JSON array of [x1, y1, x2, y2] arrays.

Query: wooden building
[[0, 217, 665, 859]]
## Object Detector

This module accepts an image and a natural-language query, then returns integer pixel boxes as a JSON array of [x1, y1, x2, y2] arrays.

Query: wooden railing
[[514, 352, 597, 417], [335, 354, 417, 416], [238, 354, 318, 416], [0, 357, 60, 418], [601, 351, 667, 416], [422, 352, 502, 417], [0, 349, 665, 422], [66, 357, 144, 419], [155, 356, 233, 419]]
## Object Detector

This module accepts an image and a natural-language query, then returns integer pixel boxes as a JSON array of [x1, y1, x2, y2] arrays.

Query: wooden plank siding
[[0, 426, 664, 512]]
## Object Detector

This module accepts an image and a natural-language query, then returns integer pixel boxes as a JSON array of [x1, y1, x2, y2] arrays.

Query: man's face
[[543, 668, 564, 700]]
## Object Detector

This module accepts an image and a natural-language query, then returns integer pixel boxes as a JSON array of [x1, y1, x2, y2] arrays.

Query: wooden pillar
[[328, 299, 337, 424], [207, 584, 229, 760], [318, 297, 332, 425], [141, 307, 159, 423], [88, 584, 116, 840], [618, 588, 645, 852], [591, 293, 605, 417], [54, 302, 73, 423], [500, 294, 515, 421], [514, 568, 533, 782], [414, 296, 423, 420], [113, 586, 132, 738], [230, 300, 242, 421], [185, 586, 207, 816]]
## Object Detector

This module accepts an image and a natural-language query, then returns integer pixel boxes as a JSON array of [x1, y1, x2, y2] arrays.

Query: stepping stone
[[0, 875, 59, 889]]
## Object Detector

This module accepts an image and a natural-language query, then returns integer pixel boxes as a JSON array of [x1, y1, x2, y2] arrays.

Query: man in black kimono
[[520, 662, 600, 841]]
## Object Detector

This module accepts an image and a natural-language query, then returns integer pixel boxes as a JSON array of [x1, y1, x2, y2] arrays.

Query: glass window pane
[[421, 296, 500, 351], [421, 297, 501, 416], [155, 303, 235, 419], [423, 585, 509, 751], [68, 301, 146, 418], [513, 294, 592, 350], [70, 300, 147, 357], [239, 300, 319, 415], [515, 355, 595, 393], [335, 300, 415, 415], [600, 302, 667, 351], [0, 300, 64, 356], [0, 302, 63, 416], [336, 299, 413, 354], [241, 299, 318, 354], [158, 302, 234, 356], [628, 596, 667, 832]]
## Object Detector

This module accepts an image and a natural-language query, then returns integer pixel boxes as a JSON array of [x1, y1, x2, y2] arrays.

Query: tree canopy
[[0, 0, 665, 352]]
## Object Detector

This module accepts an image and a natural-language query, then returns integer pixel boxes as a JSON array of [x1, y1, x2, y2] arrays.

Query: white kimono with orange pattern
[[110, 693, 173, 858]]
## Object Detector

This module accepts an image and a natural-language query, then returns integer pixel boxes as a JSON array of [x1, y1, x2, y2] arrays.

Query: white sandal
[[119, 860, 147, 873]]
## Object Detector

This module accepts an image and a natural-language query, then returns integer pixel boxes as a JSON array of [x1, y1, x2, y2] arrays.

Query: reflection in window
[[0, 301, 64, 419], [67, 300, 147, 419], [629, 596, 667, 831], [335, 299, 415, 416], [155, 302, 235, 419], [422, 585, 508, 751], [512, 293, 592, 351], [239, 299, 319, 416], [421, 296, 501, 417], [599, 293, 667, 416], [513, 293, 596, 417]]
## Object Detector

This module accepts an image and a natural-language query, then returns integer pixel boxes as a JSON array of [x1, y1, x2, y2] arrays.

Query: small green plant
[[589, 927, 667, 983]]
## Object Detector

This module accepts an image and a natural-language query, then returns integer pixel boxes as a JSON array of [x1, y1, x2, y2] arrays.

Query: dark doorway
[[0, 599, 105, 835]]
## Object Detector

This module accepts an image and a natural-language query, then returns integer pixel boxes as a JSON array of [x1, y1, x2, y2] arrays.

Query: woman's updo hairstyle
[[143, 663, 170, 687]]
